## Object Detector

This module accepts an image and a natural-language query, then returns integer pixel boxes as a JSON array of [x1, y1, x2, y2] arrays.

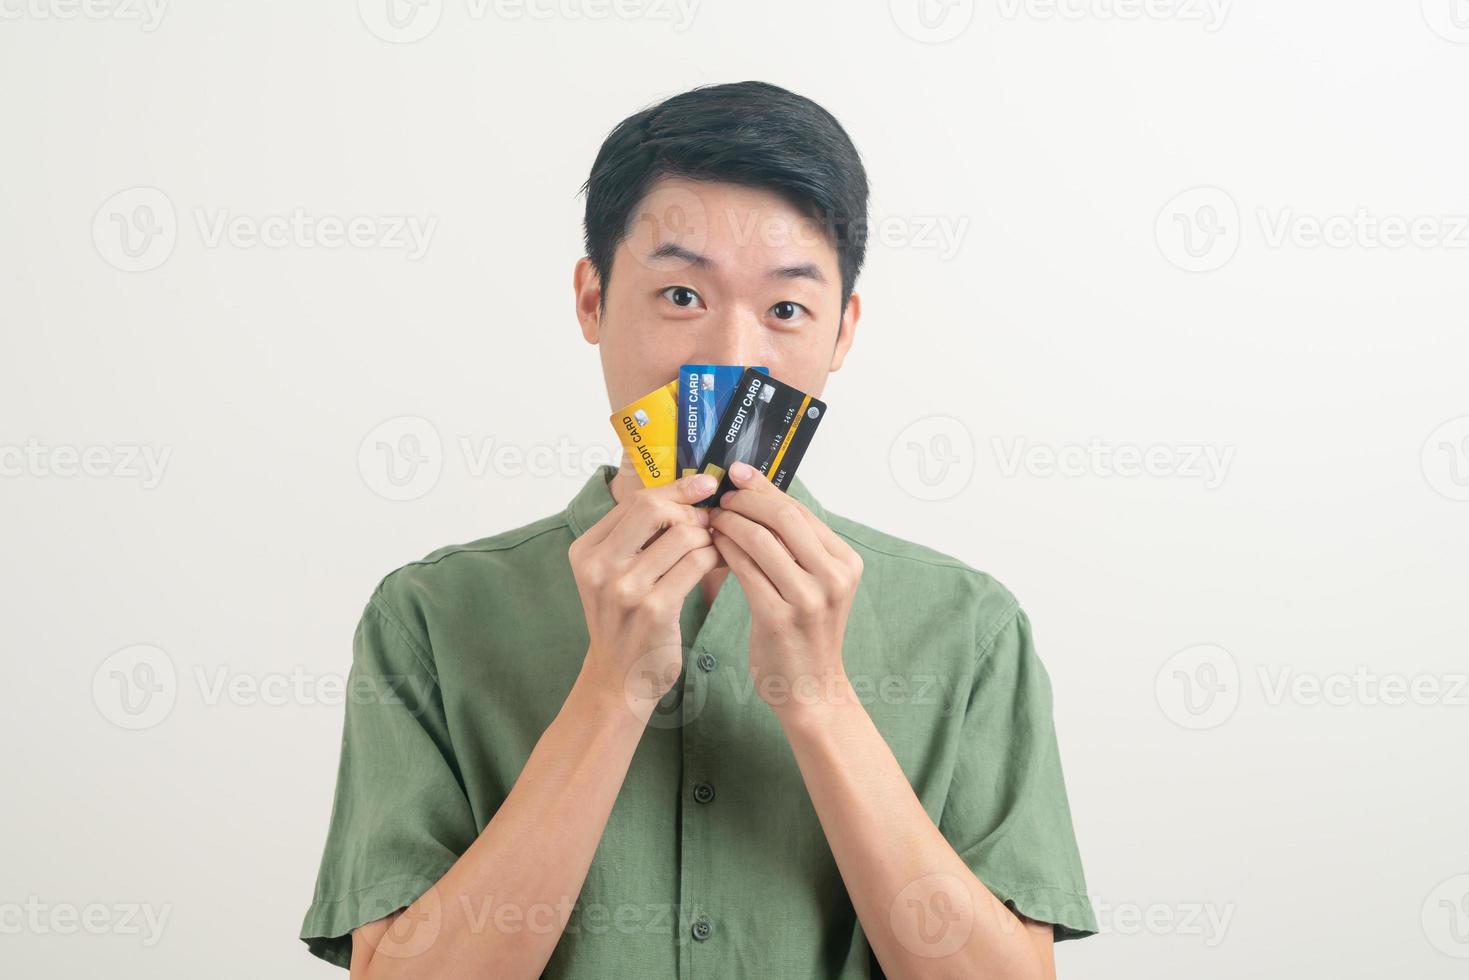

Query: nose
[[702, 308, 762, 367]]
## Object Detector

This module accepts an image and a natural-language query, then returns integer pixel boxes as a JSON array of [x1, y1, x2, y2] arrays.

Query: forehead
[[621, 176, 839, 276]]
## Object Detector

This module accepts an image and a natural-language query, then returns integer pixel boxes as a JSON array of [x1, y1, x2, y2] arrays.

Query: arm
[[710, 462, 1056, 979], [774, 690, 1056, 980], [350, 665, 653, 978], [351, 472, 722, 979]]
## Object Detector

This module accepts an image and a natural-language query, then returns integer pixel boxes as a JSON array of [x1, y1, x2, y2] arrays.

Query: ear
[[828, 291, 860, 372], [573, 256, 604, 345]]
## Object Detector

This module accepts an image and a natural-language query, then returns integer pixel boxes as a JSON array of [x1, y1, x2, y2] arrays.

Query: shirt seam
[[394, 519, 573, 572], [830, 524, 985, 574], [974, 596, 1022, 666], [308, 868, 450, 904], [365, 590, 440, 685]]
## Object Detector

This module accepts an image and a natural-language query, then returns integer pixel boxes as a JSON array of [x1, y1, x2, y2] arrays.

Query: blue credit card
[[677, 364, 769, 476]]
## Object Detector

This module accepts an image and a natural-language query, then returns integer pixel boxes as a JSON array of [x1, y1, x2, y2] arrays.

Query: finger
[[710, 508, 810, 601], [647, 541, 722, 606], [717, 486, 830, 573], [626, 522, 715, 590], [583, 470, 717, 551], [710, 528, 783, 609], [577, 494, 630, 549], [726, 461, 848, 558], [645, 470, 721, 506], [604, 474, 718, 557]]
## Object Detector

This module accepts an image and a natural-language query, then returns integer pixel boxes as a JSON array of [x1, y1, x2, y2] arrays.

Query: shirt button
[[693, 782, 716, 804], [691, 917, 713, 942], [697, 652, 716, 672]]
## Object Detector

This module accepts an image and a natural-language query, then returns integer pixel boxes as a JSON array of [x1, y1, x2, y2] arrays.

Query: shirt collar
[[566, 465, 827, 538]]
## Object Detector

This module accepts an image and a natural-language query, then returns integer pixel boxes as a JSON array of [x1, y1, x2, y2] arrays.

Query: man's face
[[575, 177, 859, 414]]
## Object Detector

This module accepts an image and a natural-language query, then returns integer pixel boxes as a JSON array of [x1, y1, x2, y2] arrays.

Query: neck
[[607, 452, 644, 507]]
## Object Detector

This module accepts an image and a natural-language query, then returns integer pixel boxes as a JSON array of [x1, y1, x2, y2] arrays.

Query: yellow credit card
[[610, 379, 679, 487]]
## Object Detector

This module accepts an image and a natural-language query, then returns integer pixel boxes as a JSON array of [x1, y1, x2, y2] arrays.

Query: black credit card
[[696, 367, 826, 507]]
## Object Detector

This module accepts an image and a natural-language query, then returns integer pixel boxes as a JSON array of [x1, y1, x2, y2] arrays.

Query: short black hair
[[581, 81, 870, 311]]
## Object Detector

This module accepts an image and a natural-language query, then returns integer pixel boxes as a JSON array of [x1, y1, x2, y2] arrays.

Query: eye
[[770, 301, 808, 321], [661, 286, 705, 310]]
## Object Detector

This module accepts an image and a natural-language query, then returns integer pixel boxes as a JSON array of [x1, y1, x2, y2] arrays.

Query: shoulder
[[822, 505, 1023, 648], [366, 509, 575, 635]]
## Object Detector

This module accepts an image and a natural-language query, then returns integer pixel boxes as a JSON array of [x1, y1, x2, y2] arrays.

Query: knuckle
[[611, 577, 641, 607], [789, 583, 822, 613], [677, 524, 711, 548], [578, 555, 606, 584]]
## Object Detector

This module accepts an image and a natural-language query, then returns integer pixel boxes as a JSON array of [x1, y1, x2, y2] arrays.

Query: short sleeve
[[938, 602, 1099, 941], [299, 588, 479, 968]]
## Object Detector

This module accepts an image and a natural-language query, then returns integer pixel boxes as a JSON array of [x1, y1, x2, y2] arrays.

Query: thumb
[[660, 470, 719, 507]]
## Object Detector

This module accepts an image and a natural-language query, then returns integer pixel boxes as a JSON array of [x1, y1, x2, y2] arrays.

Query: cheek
[[764, 339, 834, 393]]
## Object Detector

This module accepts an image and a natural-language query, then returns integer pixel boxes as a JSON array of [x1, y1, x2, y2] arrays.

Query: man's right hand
[[568, 471, 721, 717]]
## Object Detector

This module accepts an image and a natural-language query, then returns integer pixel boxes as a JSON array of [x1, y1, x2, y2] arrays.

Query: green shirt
[[300, 465, 1097, 976]]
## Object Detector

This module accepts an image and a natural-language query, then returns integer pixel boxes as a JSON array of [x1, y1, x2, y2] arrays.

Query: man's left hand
[[709, 461, 864, 717]]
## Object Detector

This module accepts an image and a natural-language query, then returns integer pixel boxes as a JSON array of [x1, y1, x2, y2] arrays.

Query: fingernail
[[731, 461, 752, 480], [721, 490, 735, 507], [693, 474, 717, 494]]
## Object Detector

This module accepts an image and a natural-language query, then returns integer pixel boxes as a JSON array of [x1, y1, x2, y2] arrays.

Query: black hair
[[580, 81, 870, 312]]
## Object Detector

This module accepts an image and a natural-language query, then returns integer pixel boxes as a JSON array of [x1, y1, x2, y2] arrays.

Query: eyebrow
[[646, 243, 827, 285]]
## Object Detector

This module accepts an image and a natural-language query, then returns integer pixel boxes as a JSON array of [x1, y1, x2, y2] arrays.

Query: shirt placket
[[675, 573, 744, 980]]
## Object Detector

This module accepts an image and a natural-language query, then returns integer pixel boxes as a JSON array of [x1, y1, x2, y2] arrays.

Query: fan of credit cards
[[610, 365, 826, 507]]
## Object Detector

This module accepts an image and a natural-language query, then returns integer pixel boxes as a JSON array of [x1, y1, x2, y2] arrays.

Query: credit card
[[677, 364, 768, 478], [696, 367, 825, 506], [610, 379, 679, 487]]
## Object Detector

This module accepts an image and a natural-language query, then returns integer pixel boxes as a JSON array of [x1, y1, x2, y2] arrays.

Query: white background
[[3, 1, 1467, 977]]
